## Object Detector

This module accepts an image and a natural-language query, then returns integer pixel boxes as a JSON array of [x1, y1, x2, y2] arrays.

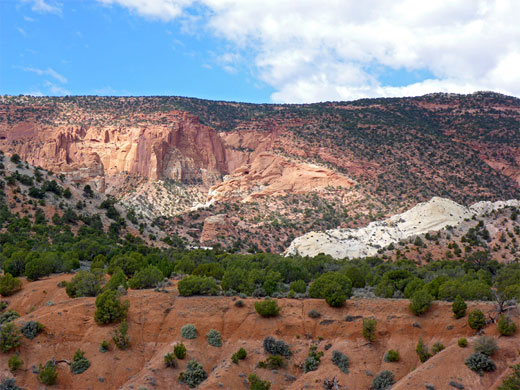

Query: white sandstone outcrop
[[285, 197, 520, 259]]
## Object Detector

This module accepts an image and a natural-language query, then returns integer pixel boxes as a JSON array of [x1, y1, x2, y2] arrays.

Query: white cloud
[[98, 0, 194, 21], [20, 67, 68, 83], [96, 0, 520, 102], [44, 81, 70, 95], [21, 0, 62, 15]]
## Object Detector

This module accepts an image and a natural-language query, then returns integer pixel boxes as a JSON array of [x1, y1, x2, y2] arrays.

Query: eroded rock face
[[207, 152, 355, 203], [286, 197, 520, 259], [0, 110, 229, 191]]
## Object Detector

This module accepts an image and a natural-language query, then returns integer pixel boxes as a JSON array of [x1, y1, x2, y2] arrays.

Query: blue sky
[[1, 1, 519, 103], [1, 0, 274, 102]]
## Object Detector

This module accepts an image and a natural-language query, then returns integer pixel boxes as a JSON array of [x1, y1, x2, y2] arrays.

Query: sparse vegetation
[[112, 320, 130, 350], [174, 343, 187, 359], [164, 352, 177, 368], [0, 323, 22, 352], [468, 309, 486, 331], [206, 329, 222, 347], [362, 318, 377, 342], [38, 360, 58, 386], [8, 355, 23, 372], [384, 349, 400, 362], [94, 290, 129, 324], [70, 349, 90, 374], [248, 373, 270, 390], [498, 314, 517, 336], [181, 324, 197, 339], [373, 370, 395, 390], [452, 295, 467, 319], [465, 352, 496, 375], [231, 347, 247, 364], [263, 336, 291, 358], [179, 359, 207, 388], [331, 350, 349, 373], [20, 321, 44, 340], [416, 338, 431, 363], [254, 299, 281, 317]]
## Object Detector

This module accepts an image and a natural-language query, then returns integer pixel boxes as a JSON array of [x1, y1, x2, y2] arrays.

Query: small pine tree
[[498, 315, 517, 336], [452, 295, 467, 319], [362, 318, 377, 342], [416, 338, 431, 363], [468, 309, 486, 331]]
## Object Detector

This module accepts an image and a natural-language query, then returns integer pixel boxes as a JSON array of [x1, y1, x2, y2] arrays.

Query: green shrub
[[458, 337, 468, 347], [66, 271, 102, 298], [0, 274, 22, 297], [474, 336, 498, 356], [409, 289, 433, 316], [468, 309, 486, 331], [181, 324, 197, 339], [498, 314, 517, 336], [177, 275, 219, 296], [112, 320, 130, 350], [309, 272, 352, 301], [70, 349, 90, 374], [99, 340, 110, 353], [248, 373, 270, 390], [0, 377, 20, 390], [174, 343, 187, 359], [324, 285, 347, 307], [8, 354, 23, 372], [0, 311, 19, 325], [308, 309, 321, 318], [452, 295, 467, 319], [20, 321, 44, 340], [231, 347, 247, 364], [289, 280, 307, 294], [254, 299, 280, 317], [179, 359, 207, 388], [104, 267, 128, 291], [206, 329, 222, 347], [94, 290, 129, 324], [416, 338, 431, 363], [128, 265, 163, 289], [362, 318, 377, 342], [432, 342, 445, 355], [90, 255, 106, 271], [465, 352, 496, 375], [303, 344, 323, 373], [331, 350, 349, 373], [384, 349, 400, 362], [263, 336, 291, 358], [343, 266, 365, 288], [193, 263, 225, 280], [498, 363, 520, 390], [373, 370, 395, 390], [0, 323, 22, 352], [258, 354, 286, 370], [304, 355, 320, 373], [164, 352, 177, 368], [38, 360, 58, 386]]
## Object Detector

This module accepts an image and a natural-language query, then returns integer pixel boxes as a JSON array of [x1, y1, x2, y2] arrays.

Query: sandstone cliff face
[[0, 109, 230, 192]]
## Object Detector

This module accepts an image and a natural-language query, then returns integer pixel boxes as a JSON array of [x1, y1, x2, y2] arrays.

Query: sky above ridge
[[1, 0, 519, 103]]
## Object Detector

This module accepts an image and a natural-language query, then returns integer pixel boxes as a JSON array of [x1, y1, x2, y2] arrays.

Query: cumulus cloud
[[98, 0, 194, 21], [95, 0, 520, 102]]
